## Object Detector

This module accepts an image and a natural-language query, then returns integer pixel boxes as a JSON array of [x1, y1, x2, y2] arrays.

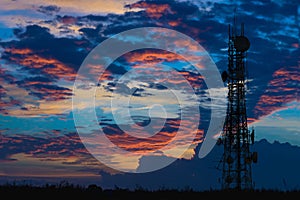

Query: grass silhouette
[[1, 181, 300, 198]]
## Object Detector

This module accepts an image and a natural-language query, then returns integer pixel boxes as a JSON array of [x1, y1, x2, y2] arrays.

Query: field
[[1, 183, 299, 198]]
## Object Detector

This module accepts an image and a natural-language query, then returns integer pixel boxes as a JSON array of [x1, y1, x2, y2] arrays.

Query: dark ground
[[1, 183, 300, 199]]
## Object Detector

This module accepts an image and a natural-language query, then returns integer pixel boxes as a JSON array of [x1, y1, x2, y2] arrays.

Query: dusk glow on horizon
[[0, 0, 299, 190]]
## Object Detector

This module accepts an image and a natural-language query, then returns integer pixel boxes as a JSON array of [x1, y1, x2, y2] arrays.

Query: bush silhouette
[[1, 181, 300, 198]]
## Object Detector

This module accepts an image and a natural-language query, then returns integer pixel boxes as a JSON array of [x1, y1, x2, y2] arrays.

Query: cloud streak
[[0, 0, 299, 179]]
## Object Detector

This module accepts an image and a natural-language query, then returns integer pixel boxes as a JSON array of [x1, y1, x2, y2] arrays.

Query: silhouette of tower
[[219, 21, 257, 190]]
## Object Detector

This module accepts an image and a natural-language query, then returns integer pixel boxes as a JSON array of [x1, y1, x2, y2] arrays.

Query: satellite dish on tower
[[221, 71, 228, 82], [234, 36, 250, 52]]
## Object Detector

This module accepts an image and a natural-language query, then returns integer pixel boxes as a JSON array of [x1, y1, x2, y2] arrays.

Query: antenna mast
[[219, 18, 257, 190]]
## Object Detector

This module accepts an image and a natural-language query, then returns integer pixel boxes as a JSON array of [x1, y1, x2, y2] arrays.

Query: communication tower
[[219, 21, 258, 190]]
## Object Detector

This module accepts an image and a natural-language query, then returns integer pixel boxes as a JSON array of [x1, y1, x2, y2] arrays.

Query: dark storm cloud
[[148, 83, 168, 90], [37, 5, 61, 16], [21, 76, 52, 84], [29, 84, 72, 101], [77, 0, 299, 120], [79, 27, 102, 39], [107, 63, 128, 75], [0, 0, 297, 120], [79, 14, 110, 22], [0, 132, 89, 162], [101, 0, 200, 37], [203, 0, 299, 120], [1, 25, 89, 74], [0, 25, 92, 109], [0, 85, 6, 98], [14, 76, 72, 100]]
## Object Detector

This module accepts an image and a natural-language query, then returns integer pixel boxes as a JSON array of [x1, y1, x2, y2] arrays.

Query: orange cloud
[[126, 50, 184, 64], [291, 43, 299, 48], [128, 2, 173, 18], [58, 16, 77, 25], [0, 132, 115, 176], [5, 48, 32, 55], [254, 66, 299, 118], [104, 119, 203, 155], [168, 21, 179, 27], [6, 48, 77, 81], [124, 48, 206, 71]]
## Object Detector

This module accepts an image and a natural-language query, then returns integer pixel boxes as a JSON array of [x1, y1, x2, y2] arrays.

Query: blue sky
[[0, 0, 299, 190]]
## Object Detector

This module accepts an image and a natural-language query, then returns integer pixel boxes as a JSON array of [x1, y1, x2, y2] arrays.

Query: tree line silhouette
[[1, 181, 300, 198]]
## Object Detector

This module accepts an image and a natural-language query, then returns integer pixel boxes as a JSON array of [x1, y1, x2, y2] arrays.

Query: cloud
[[0, 131, 115, 174], [0, 0, 138, 18], [37, 5, 61, 16], [0, 24, 91, 115], [0, 0, 299, 187], [254, 66, 299, 119], [126, 1, 174, 18], [126, 50, 181, 63], [0, 0, 294, 121], [98, 139, 300, 190], [100, 119, 202, 154], [1, 0, 297, 117], [2, 25, 88, 71]]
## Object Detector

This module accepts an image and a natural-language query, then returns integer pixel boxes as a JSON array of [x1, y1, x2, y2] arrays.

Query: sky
[[0, 0, 299, 190]]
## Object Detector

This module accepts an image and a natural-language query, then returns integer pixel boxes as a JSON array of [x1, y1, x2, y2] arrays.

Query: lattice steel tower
[[219, 21, 257, 190]]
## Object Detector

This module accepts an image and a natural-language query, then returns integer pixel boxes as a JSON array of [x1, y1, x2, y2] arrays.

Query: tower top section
[[229, 20, 251, 52], [234, 36, 250, 52]]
